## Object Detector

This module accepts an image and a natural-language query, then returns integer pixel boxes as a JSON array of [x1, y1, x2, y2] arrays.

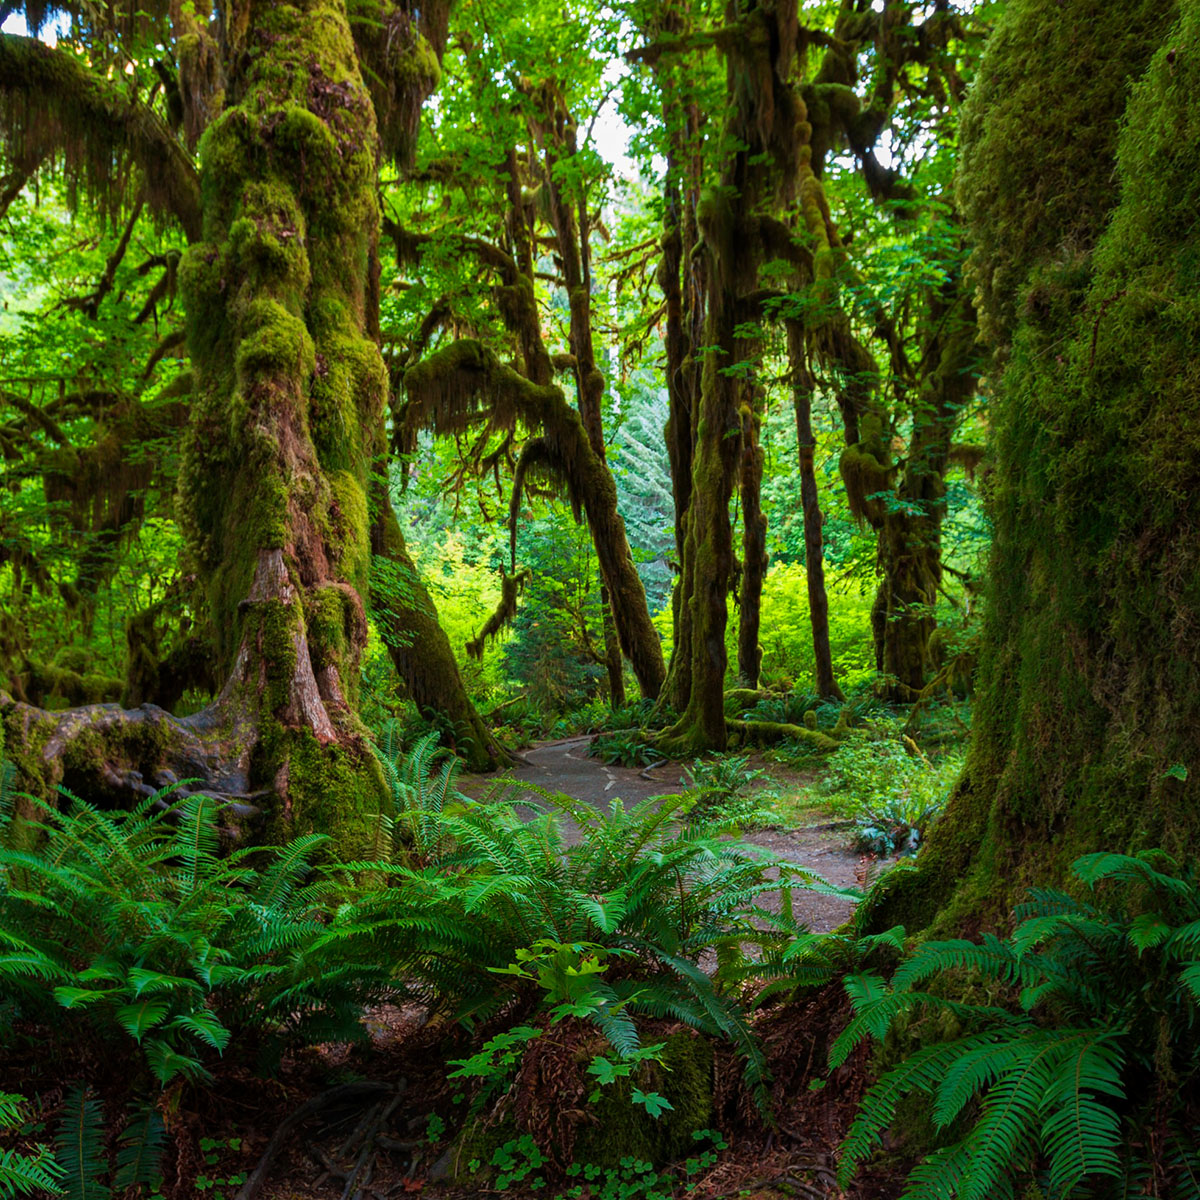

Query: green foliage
[[837, 851, 1200, 1197], [482, 1127, 728, 1200], [654, 563, 877, 695], [591, 731, 662, 768], [373, 729, 472, 865], [815, 720, 962, 856], [680, 753, 777, 829], [54, 1087, 108, 1200], [0, 786, 386, 1087], [0, 1092, 63, 1199], [324, 776, 853, 1110]]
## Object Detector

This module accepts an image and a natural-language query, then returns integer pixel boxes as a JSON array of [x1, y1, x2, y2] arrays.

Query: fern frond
[[0, 1145, 65, 1198], [54, 1086, 109, 1200], [111, 1104, 165, 1192], [837, 1039, 969, 1184]]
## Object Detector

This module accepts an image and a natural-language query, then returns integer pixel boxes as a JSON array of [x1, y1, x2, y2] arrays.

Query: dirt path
[[465, 737, 861, 932]]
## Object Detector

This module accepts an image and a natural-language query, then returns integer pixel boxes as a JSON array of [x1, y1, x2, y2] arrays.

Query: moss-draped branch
[[0, 34, 201, 239], [404, 338, 665, 699]]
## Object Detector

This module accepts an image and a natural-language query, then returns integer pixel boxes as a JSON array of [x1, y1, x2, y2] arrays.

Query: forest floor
[[463, 736, 863, 932], [1, 746, 881, 1200], [222, 746, 876, 1200]]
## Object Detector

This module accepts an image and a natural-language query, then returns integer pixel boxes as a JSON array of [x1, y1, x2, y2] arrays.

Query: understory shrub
[[336, 737, 859, 1116], [836, 851, 1200, 1198], [681, 753, 778, 829], [816, 719, 963, 855]]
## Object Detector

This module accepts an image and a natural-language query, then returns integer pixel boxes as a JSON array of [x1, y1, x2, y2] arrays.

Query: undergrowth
[[835, 851, 1200, 1198], [813, 719, 963, 856]]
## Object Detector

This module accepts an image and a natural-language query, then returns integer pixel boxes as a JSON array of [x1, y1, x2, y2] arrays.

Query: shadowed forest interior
[[2, 0, 1200, 1196]]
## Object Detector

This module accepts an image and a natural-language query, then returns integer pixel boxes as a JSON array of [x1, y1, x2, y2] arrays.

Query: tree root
[[726, 718, 839, 753], [234, 1080, 407, 1200], [0, 690, 263, 822]]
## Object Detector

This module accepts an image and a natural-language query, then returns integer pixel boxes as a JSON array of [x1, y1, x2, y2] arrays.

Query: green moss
[[325, 470, 369, 584], [1, 703, 56, 803], [234, 298, 314, 385], [957, 0, 1176, 347], [872, 0, 1198, 936], [259, 727, 385, 858], [575, 1032, 714, 1167]]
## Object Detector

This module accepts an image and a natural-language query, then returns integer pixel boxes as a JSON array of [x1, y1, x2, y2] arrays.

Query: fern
[[0, 785, 387, 1087], [0, 1146, 64, 1199], [111, 1105, 165, 1193], [319, 773, 842, 1114], [836, 851, 1200, 1199], [0, 1093, 63, 1199], [54, 1087, 108, 1200]]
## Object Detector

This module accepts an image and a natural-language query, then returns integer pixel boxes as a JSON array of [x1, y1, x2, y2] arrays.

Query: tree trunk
[[600, 588, 626, 709], [736, 397, 767, 688], [872, 286, 977, 702], [660, 0, 804, 754], [653, 31, 705, 718], [175, 0, 392, 849], [788, 327, 843, 702], [369, 486, 506, 770], [863, 0, 1185, 934]]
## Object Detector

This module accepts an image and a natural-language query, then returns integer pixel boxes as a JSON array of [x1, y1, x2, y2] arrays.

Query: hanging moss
[[403, 340, 666, 700], [466, 568, 531, 660], [838, 442, 890, 527], [0, 33, 202, 237]]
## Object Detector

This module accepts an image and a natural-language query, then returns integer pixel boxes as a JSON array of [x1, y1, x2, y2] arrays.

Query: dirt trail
[[465, 737, 861, 932]]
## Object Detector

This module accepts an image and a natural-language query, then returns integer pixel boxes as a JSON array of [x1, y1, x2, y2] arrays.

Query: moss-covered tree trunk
[[660, 0, 802, 754], [788, 326, 842, 702], [736, 397, 767, 688], [171, 0, 395, 848], [369, 487, 506, 770], [873, 286, 976, 701], [866, 0, 1189, 933], [402, 339, 664, 700], [2, 0, 409, 851], [655, 78, 705, 717]]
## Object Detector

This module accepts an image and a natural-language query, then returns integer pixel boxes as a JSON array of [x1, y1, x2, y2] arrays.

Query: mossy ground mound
[[451, 1028, 714, 1184]]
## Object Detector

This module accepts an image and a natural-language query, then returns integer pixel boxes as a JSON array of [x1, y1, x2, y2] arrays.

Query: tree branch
[[0, 34, 201, 240]]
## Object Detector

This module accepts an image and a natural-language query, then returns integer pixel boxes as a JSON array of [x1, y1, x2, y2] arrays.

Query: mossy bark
[[788, 329, 842, 702], [169, 0, 396, 851], [660, 0, 803, 754], [736, 395, 767, 689], [873, 285, 977, 702], [865, 0, 1189, 934], [652, 25, 706, 716]]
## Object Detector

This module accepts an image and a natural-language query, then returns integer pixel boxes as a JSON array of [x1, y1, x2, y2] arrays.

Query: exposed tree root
[[726, 719, 839, 753], [0, 689, 267, 835], [234, 1080, 405, 1200]]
